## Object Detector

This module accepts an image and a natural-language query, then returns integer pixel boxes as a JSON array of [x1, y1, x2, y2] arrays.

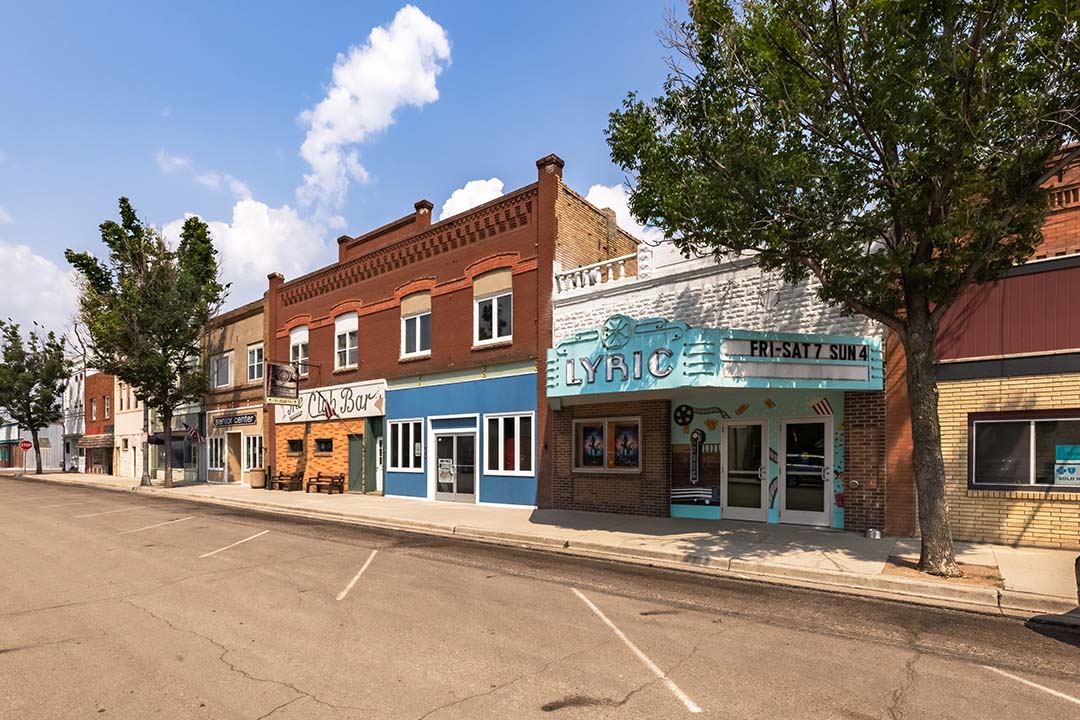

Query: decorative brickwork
[[551, 400, 670, 516], [843, 391, 886, 532]]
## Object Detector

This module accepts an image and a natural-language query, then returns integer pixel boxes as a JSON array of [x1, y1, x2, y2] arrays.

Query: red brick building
[[79, 371, 115, 474], [264, 154, 638, 504]]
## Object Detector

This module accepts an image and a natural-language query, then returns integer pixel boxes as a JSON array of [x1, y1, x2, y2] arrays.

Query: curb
[[10, 474, 1079, 623]]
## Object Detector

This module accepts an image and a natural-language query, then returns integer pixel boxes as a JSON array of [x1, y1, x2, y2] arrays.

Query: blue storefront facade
[[546, 315, 884, 528], [384, 365, 539, 507]]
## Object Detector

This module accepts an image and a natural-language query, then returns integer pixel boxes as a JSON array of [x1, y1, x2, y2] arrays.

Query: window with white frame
[[335, 312, 359, 369], [247, 343, 264, 382], [572, 417, 642, 472], [485, 413, 533, 475], [388, 419, 423, 471], [402, 312, 431, 357], [208, 437, 225, 471], [91, 398, 97, 421], [290, 325, 309, 376], [211, 353, 231, 388], [104, 395, 110, 419], [244, 435, 264, 470], [971, 413, 1080, 487], [475, 292, 512, 345]]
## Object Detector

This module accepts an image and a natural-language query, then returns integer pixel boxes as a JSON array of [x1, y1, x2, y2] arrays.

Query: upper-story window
[[400, 291, 432, 358], [473, 268, 513, 346], [91, 398, 97, 421], [290, 326, 310, 376], [247, 343, 264, 383], [335, 312, 359, 370], [104, 395, 110, 419], [210, 353, 232, 388]]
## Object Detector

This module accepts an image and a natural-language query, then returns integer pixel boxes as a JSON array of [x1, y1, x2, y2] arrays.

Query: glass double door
[[721, 422, 766, 522], [435, 433, 476, 503]]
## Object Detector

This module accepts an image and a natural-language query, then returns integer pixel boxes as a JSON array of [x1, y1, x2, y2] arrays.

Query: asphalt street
[[2, 476, 1079, 719]]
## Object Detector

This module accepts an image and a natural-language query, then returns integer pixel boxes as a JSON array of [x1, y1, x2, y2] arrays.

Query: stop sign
[[18, 439, 32, 451]]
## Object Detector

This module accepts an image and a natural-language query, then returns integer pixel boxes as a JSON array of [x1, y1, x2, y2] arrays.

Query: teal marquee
[[546, 315, 883, 398]]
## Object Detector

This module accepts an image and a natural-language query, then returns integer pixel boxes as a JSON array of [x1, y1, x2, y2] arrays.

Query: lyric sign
[[275, 379, 387, 424]]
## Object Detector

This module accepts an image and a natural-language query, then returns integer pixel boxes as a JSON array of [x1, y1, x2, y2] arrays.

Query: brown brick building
[[264, 154, 637, 502], [79, 371, 115, 474]]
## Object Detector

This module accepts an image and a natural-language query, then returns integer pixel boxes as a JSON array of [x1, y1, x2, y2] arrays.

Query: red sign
[[18, 440, 33, 451]]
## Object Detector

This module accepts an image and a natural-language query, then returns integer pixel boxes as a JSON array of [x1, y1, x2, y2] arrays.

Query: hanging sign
[[265, 362, 300, 406]]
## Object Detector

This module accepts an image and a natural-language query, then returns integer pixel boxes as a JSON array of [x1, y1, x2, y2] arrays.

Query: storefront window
[[972, 415, 1080, 487], [244, 435, 264, 469], [484, 413, 533, 475], [208, 437, 225, 470], [287, 439, 303, 454], [573, 418, 641, 472], [389, 419, 423, 471], [315, 438, 333, 454]]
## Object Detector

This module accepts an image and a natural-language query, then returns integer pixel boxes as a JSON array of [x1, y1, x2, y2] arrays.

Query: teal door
[[348, 434, 364, 493]]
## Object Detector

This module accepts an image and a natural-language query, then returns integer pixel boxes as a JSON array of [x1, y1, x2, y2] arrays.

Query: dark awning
[[77, 434, 114, 449]]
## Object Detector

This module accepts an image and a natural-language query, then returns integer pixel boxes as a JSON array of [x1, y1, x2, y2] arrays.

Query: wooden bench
[[270, 472, 303, 491], [305, 472, 345, 495]]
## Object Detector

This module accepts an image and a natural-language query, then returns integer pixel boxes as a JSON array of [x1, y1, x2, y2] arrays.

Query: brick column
[[265, 273, 284, 483], [843, 390, 886, 532], [534, 153, 564, 509]]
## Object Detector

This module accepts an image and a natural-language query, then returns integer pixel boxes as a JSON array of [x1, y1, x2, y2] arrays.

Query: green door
[[348, 434, 364, 493]]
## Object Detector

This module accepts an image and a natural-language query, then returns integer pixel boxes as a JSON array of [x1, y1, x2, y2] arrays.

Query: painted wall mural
[[669, 388, 846, 528]]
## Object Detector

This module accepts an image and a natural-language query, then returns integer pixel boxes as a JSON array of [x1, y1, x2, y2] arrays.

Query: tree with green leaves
[[0, 322, 71, 474], [66, 198, 227, 487], [607, 0, 1080, 575]]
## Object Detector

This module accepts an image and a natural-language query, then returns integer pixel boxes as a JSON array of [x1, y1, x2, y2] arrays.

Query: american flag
[[322, 397, 336, 419], [811, 398, 834, 416], [183, 423, 205, 443]]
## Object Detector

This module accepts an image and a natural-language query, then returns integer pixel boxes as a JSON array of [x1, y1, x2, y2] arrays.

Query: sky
[[0, 1, 677, 335]]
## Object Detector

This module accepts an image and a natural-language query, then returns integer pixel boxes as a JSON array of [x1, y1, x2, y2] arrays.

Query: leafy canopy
[[0, 322, 70, 434], [66, 197, 227, 421], [607, 0, 1080, 336]]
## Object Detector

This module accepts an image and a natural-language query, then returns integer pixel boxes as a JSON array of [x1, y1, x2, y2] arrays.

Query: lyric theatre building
[[546, 242, 891, 530]]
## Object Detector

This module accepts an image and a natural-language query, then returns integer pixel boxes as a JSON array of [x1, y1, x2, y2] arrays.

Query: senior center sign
[[546, 315, 883, 399], [275, 379, 388, 424]]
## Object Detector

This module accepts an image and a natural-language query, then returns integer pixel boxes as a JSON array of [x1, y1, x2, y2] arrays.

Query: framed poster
[[609, 421, 640, 469], [577, 423, 605, 468]]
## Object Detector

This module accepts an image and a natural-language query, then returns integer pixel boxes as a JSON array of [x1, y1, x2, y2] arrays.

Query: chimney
[[414, 200, 434, 229], [602, 207, 618, 254], [536, 153, 565, 180]]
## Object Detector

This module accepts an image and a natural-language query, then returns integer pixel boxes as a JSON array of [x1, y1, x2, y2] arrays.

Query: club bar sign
[[212, 413, 257, 428], [275, 379, 388, 424], [546, 315, 883, 397]]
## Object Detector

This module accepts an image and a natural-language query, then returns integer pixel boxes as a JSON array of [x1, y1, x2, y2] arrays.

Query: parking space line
[[982, 665, 1080, 706], [337, 550, 378, 601], [572, 588, 702, 714], [40, 501, 91, 509], [198, 530, 269, 559], [73, 507, 143, 519], [119, 516, 194, 535]]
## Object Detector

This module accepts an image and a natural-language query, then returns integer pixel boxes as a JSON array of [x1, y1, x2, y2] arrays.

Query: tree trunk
[[31, 428, 42, 475], [904, 307, 961, 577], [140, 402, 152, 487], [163, 409, 173, 489]]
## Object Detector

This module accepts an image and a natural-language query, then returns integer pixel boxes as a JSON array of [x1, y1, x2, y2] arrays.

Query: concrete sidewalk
[[11, 471, 1080, 622]]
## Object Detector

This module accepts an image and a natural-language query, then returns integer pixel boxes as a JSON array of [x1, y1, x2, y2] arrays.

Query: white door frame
[[779, 416, 834, 527], [720, 420, 768, 522], [426, 414, 480, 502]]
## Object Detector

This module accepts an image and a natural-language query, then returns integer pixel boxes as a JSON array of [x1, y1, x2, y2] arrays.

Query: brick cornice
[[394, 277, 437, 300], [465, 253, 520, 279]]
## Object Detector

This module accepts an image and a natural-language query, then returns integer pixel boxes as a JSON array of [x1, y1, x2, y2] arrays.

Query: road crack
[[122, 596, 370, 717], [886, 649, 923, 720]]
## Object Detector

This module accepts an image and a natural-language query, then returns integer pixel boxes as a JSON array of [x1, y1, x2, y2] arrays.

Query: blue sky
[[0, 1, 676, 332]]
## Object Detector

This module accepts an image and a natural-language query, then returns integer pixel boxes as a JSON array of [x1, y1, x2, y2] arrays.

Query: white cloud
[[163, 199, 331, 310], [195, 172, 252, 199], [0, 207, 11, 225], [297, 4, 451, 211], [584, 183, 664, 244], [155, 148, 191, 174], [438, 178, 504, 220], [0, 242, 78, 334]]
